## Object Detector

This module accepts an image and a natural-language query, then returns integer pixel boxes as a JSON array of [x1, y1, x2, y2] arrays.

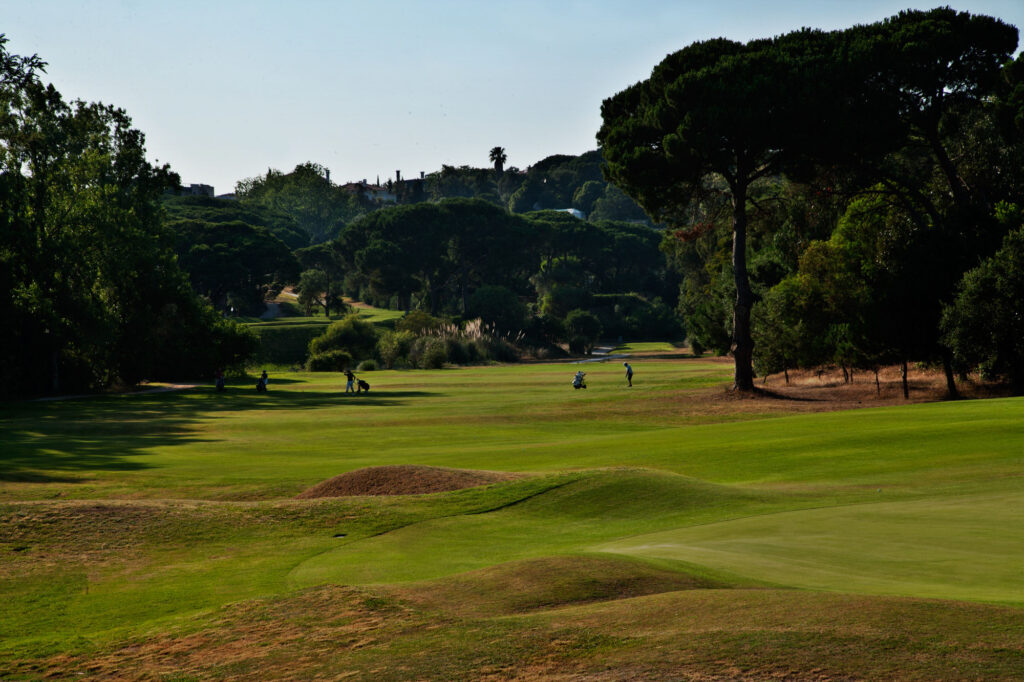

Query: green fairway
[[610, 340, 683, 353], [2, 357, 1023, 678]]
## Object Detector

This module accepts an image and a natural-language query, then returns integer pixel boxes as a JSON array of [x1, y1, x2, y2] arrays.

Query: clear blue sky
[[5, 1, 1023, 195]]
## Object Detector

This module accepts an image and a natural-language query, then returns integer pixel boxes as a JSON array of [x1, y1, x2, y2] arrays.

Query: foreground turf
[[2, 358, 1022, 678]]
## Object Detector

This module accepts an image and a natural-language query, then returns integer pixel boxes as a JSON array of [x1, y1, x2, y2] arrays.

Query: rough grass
[[1, 357, 1022, 679]]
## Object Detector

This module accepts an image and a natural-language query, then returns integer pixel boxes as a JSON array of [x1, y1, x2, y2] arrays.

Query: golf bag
[[357, 379, 370, 392], [256, 376, 268, 393], [572, 370, 586, 390]]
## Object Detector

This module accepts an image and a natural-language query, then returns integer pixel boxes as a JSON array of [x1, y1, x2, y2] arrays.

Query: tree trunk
[[927, 127, 971, 210], [730, 179, 754, 391], [784, 366, 789, 385], [901, 360, 909, 400], [940, 346, 959, 399], [874, 369, 880, 396]]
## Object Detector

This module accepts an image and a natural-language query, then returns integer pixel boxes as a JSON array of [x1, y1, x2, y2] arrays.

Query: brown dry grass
[[25, 582, 1024, 681], [296, 465, 523, 499], [738, 362, 1010, 413]]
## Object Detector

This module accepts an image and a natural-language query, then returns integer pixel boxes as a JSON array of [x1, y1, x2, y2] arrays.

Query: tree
[[170, 219, 299, 314], [599, 36, 828, 389], [489, 146, 507, 174], [295, 242, 346, 317], [297, 269, 328, 317], [164, 194, 310, 250], [0, 36, 253, 396], [942, 205, 1024, 392], [466, 285, 526, 336], [565, 309, 602, 355], [236, 162, 366, 244], [832, 9, 1019, 397]]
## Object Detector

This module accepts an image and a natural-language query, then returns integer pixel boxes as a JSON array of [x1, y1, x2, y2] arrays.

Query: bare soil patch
[[751, 363, 1011, 410], [296, 465, 521, 498]]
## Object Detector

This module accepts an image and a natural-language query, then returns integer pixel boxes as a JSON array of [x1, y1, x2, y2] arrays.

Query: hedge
[[246, 322, 329, 365]]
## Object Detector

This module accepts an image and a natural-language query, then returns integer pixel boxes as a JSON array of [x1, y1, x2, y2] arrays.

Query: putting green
[[599, 490, 1024, 604]]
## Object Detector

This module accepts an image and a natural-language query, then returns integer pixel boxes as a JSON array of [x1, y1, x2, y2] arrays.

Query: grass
[[1, 356, 1022, 679], [610, 340, 684, 354]]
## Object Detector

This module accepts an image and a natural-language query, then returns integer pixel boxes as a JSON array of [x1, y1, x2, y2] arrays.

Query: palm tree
[[489, 146, 507, 174]]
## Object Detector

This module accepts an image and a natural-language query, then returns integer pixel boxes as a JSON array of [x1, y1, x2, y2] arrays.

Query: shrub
[[307, 349, 352, 372], [409, 337, 448, 369], [444, 338, 472, 365], [396, 310, 444, 335], [565, 309, 602, 354], [357, 359, 378, 371], [568, 336, 588, 355], [376, 329, 416, 368], [309, 314, 378, 360], [473, 336, 519, 363]]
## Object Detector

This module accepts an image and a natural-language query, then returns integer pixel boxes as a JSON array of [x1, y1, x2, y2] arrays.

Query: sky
[[5, 1, 1024, 195]]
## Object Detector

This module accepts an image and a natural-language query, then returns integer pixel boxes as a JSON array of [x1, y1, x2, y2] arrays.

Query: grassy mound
[[394, 554, 730, 617], [296, 465, 520, 498], [3, 359, 1023, 679]]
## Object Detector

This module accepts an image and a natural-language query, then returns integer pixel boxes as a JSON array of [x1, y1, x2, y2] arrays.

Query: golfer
[[624, 362, 633, 387], [344, 369, 356, 393]]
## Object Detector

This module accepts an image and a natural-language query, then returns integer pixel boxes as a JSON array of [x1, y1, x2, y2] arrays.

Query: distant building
[[340, 171, 426, 205], [342, 179, 397, 204], [181, 183, 215, 197]]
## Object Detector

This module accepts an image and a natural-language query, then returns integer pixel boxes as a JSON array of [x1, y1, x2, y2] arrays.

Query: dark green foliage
[[409, 337, 448, 369], [246, 323, 327, 366], [338, 197, 678, 348], [341, 199, 534, 315], [236, 162, 367, 244], [465, 285, 527, 336], [565, 309, 602, 355], [396, 311, 445, 335], [601, 8, 1022, 391], [599, 35, 827, 388], [942, 205, 1024, 390], [0, 37, 254, 396], [163, 195, 311, 249], [170, 219, 299, 315], [295, 242, 347, 317], [592, 294, 681, 341], [376, 329, 417, 369], [426, 165, 502, 205], [309, 314, 378, 361], [306, 349, 353, 372]]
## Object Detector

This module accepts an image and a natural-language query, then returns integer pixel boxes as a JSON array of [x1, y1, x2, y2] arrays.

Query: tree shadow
[[0, 387, 436, 483]]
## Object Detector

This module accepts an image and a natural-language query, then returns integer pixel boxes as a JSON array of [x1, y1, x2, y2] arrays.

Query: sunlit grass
[[2, 357, 1022, 677]]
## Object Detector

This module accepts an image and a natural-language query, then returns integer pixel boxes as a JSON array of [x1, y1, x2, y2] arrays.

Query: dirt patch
[[751, 363, 1011, 409], [296, 465, 521, 499]]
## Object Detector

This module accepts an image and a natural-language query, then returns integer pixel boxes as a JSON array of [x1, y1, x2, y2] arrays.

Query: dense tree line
[[422, 150, 650, 222], [0, 37, 254, 397], [336, 198, 678, 349], [600, 8, 1024, 392]]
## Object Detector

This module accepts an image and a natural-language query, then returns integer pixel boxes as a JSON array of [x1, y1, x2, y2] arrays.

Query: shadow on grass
[[0, 387, 435, 483]]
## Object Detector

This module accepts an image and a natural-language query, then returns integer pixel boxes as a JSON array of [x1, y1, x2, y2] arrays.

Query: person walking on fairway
[[344, 369, 356, 393], [624, 362, 633, 387]]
